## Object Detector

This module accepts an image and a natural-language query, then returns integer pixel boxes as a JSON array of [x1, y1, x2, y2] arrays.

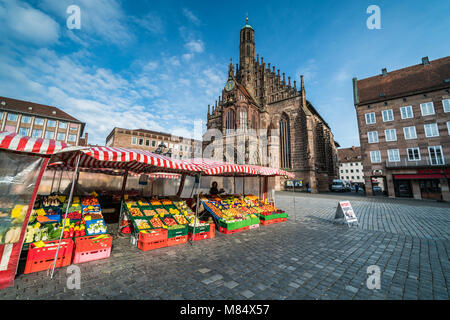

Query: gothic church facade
[[203, 19, 339, 192]]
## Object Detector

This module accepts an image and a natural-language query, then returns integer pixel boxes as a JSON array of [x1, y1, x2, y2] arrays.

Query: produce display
[[173, 214, 189, 225], [143, 209, 156, 217], [201, 194, 286, 232], [22, 193, 108, 244], [129, 208, 143, 217], [134, 219, 151, 230], [163, 217, 177, 227], [0, 202, 29, 244], [149, 216, 164, 228], [155, 208, 169, 216]]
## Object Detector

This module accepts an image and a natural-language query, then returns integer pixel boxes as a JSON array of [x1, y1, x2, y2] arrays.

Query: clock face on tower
[[225, 80, 235, 91]]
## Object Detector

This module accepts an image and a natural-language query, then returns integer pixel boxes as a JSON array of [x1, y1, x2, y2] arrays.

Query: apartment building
[[353, 56, 450, 200], [0, 96, 86, 146], [337, 146, 364, 185], [105, 127, 202, 160]]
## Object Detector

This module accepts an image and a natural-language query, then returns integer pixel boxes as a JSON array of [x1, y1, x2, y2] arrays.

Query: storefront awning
[[394, 174, 445, 180]]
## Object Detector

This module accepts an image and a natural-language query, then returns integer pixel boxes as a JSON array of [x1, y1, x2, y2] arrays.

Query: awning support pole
[[190, 174, 202, 245], [56, 170, 63, 193], [50, 152, 81, 279], [50, 169, 57, 193], [177, 173, 186, 198], [117, 169, 129, 232]]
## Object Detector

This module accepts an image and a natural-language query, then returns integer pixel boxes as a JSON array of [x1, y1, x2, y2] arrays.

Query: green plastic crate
[[259, 212, 288, 220], [167, 225, 188, 238], [218, 218, 250, 230], [188, 224, 210, 234]]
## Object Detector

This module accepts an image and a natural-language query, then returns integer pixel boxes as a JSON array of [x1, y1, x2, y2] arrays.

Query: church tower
[[239, 17, 256, 97]]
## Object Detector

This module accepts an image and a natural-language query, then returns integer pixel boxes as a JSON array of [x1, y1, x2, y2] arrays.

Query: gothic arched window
[[280, 113, 291, 169], [247, 31, 250, 41], [240, 109, 248, 131], [246, 45, 250, 56], [226, 109, 236, 133]]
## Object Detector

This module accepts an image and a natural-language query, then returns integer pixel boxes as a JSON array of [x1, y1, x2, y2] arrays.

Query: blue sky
[[0, 0, 449, 146]]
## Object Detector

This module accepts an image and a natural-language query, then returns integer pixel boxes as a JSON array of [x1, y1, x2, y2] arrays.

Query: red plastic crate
[[188, 231, 210, 241], [137, 239, 168, 251], [260, 217, 287, 226], [73, 235, 113, 264], [167, 235, 188, 246], [24, 239, 73, 274], [218, 226, 250, 234], [209, 223, 215, 238], [138, 228, 168, 242]]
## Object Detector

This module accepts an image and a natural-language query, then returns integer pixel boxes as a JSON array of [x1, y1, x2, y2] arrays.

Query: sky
[[0, 0, 449, 146]]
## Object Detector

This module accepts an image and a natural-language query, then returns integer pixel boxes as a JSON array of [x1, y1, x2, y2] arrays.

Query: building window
[[428, 146, 444, 165], [47, 120, 56, 127], [447, 121, 450, 135], [400, 106, 413, 119], [21, 116, 31, 123], [382, 109, 394, 122], [225, 109, 236, 132], [45, 131, 54, 139], [387, 149, 400, 162], [7, 113, 18, 121], [145, 140, 150, 146], [57, 133, 65, 141], [32, 129, 42, 138], [424, 123, 439, 137], [345, 169, 348, 173], [59, 121, 67, 129], [18, 127, 29, 136], [0, 111, 3, 119], [68, 134, 76, 142], [240, 109, 248, 131], [131, 137, 137, 145], [403, 126, 417, 140], [70, 123, 79, 130], [34, 117, 44, 125], [420, 102, 435, 116], [279, 113, 291, 169], [370, 150, 381, 163], [138, 138, 143, 145], [368, 131, 378, 143], [365, 112, 376, 124], [443, 99, 450, 113], [407, 147, 421, 161], [385, 129, 397, 141]]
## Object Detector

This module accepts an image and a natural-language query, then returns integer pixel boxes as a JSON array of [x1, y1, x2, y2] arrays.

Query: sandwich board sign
[[335, 201, 358, 226]]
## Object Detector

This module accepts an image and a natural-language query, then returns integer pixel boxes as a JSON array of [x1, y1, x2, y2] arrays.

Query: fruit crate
[[249, 217, 260, 225], [188, 231, 211, 241], [24, 239, 74, 274], [167, 235, 188, 246], [73, 235, 113, 264], [260, 217, 287, 226], [137, 238, 168, 251], [85, 219, 108, 236], [218, 225, 250, 234], [218, 218, 250, 230], [138, 228, 167, 242], [187, 223, 210, 234], [167, 225, 188, 238], [258, 212, 288, 221]]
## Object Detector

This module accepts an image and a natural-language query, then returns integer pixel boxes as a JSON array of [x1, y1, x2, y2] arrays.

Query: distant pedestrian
[[355, 184, 359, 193]]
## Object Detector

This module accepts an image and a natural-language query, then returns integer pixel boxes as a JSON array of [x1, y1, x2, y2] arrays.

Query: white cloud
[[0, 0, 60, 45], [40, 0, 133, 45], [185, 39, 204, 53], [134, 11, 164, 34], [182, 8, 200, 25]]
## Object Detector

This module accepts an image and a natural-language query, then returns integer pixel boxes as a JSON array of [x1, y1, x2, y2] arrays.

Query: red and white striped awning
[[184, 158, 259, 176], [62, 146, 202, 175], [0, 131, 70, 155]]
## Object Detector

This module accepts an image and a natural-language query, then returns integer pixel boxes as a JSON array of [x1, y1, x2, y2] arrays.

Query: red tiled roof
[[356, 56, 450, 105], [338, 146, 361, 163], [0, 96, 83, 123]]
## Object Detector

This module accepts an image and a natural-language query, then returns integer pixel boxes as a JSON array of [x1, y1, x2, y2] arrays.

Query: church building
[[203, 18, 339, 192]]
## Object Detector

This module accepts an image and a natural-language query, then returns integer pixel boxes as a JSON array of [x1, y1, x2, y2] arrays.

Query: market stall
[[0, 131, 85, 289]]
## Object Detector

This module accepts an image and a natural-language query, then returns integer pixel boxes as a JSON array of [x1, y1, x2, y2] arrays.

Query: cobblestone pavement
[[1, 192, 449, 300]]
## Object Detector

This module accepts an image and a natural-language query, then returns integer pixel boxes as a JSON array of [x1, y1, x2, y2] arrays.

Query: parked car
[[331, 179, 345, 192], [372, 186, 382, 193]]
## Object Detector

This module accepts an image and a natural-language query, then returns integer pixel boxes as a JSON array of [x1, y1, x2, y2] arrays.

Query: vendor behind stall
[[209, 181, 225, 195]]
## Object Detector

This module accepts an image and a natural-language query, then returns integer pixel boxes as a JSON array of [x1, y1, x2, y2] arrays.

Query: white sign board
[[335, 201, 358, 225]]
